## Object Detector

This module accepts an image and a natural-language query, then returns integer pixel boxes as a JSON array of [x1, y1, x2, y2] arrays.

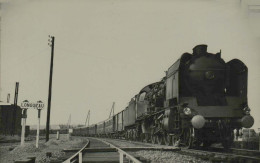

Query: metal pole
[[21, 118, 25, 146], [67, 114, 71, 129], [7, 93, 10, 103], [56, 131, 60, 140], [85, 110, 90, 126], [109, 102, 115, 118], [46, 36, 55, 142], [20, 109, 27, 146], [112, 102, 114, 116], [85, 111, 88, 126], [36, 109, 41, 148], [88, 111, 90, 127]]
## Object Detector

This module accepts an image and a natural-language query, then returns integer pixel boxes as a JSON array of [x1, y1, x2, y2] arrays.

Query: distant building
[[30, 124, 60, 130], [0, 104, 22, 135]]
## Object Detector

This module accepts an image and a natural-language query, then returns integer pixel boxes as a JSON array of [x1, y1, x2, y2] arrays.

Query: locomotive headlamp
[[243, 106, 251, 114], [191, 115, 206, 129], [183, 107, 192, 115], [241, 115, 254, 128]]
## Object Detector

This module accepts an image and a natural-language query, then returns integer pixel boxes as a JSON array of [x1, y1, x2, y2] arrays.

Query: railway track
[[63, 139, 90, 163], [100, 137, 260, 163], [63, 136, 260, 163], [181, 148, 260, 163], [64, 137, 177, 163], [210, 147, 260, 158], [83, 137, 145, 163]]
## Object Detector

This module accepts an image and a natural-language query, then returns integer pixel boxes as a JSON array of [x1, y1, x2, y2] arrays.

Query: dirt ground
[[0, 134, 87, 163]]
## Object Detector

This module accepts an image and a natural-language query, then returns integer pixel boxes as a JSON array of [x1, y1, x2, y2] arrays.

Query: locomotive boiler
[[73, 45, 254, 149]]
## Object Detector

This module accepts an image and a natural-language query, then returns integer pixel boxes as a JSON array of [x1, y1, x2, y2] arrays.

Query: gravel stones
[[102, 138, 211, 163], [0, 134, 88, 163], [134, 150, 210, 163]]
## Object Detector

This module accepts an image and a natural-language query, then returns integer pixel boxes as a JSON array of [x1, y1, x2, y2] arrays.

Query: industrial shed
[[0, 104, 22, 135]]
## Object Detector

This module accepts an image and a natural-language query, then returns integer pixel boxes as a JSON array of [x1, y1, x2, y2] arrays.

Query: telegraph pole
[[46, 35, 55, 142]]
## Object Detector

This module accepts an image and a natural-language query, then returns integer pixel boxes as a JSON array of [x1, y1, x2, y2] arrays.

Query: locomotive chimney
[[193, 44, 207, 55]]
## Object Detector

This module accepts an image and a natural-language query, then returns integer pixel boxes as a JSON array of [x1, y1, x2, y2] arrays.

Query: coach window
[[139, 92, 146, 102]]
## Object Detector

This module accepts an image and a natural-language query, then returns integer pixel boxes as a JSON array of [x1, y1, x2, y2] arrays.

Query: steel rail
[[91, 137, 142, 163], [208, 146, 260, 157], [182, 148, 260, 162], [108, 137, 259, 158], [111, 138, 259, 162], [103, 137, 181, 150], [63, 139, 90, 163]]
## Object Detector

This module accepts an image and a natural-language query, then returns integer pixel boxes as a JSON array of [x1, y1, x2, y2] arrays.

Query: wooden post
[[36, 109, 41, 148], [56, 131, 60, 140]]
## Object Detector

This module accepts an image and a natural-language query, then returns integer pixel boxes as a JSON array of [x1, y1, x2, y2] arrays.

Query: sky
[[0, 0, 259, 129]]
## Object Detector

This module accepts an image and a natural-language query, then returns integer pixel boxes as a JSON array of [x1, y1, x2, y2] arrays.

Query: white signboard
[[21, 100, 44, 110]]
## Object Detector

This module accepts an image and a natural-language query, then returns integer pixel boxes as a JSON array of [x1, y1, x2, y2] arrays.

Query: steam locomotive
[[73, 45, 254, 148]]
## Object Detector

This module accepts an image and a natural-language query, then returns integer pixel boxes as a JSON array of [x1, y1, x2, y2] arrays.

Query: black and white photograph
[[0, 0, 259, 162]]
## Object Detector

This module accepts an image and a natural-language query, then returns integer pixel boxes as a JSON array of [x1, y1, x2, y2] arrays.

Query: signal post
[[35, 101, 44, 148], [36, 109, 41, 148], [21, 100, 44, 148], [20, 104, 28, 146]]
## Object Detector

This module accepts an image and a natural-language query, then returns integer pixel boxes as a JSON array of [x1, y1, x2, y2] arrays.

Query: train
[[72, 45, 254, 149]]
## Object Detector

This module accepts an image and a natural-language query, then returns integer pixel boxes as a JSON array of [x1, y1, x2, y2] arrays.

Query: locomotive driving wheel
[[140, 133, 145, 142], [172, 135, 179, 147], [221, 129, 234, 149], [156, 134, 165, 145], [203, 140, 212, 148], [151, 134, 157, 144], [145, 133, 150, 143], [151, 129, 157, 144], [133, 130, 139, 141], [182, 127, 195, 148], [163, 133, 172, 146]]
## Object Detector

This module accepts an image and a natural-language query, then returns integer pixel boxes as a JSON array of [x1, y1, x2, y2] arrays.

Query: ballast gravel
[[134, 150, 210, 163], [0, 134, 88, 163], [102, 138, 211, 163]]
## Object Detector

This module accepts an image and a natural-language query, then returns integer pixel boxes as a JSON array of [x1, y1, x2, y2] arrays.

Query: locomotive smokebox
[[193, 44, 207, 55]]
